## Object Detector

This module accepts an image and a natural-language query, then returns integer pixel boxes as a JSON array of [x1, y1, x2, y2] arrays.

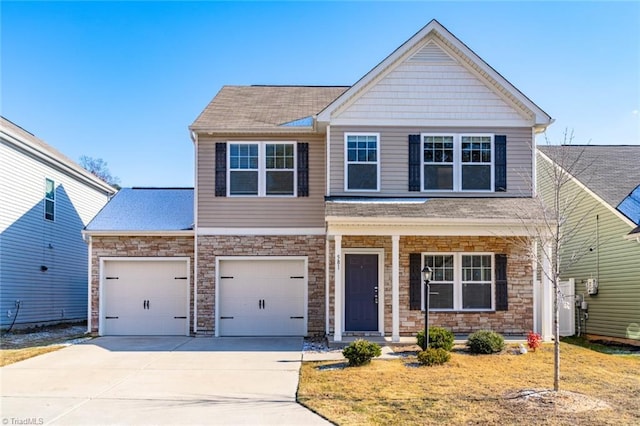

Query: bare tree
[[79, 155, 121, 188], [517, 129, 595, 391]]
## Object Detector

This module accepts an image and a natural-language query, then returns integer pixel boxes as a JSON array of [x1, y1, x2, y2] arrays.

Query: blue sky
[[2, 1, 639, 187]]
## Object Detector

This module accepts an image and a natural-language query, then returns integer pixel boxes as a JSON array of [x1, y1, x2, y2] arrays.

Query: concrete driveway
[[1, 337, 331, 425]]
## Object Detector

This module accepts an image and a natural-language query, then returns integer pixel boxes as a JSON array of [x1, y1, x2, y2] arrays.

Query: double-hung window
[[44, 178, 55, 221], [345, 133, 379, 191], [422, 134, 494, 191], [228, 142, 296, 196], [423, 253, 493, 311]]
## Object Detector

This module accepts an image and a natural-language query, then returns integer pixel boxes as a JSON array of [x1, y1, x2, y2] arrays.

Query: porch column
[[334, 235, 343, 342], [391, 235, 400, 342], [541, 241, 553, 341]]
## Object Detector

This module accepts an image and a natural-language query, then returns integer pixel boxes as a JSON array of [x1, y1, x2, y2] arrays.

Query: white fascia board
[[327, 221, 538, 237], [82, 230, 195, 237], [191, 127, 319, 137], [197, 227, 326, 236], [1, 127, 116, 194], [537, 150, 637, 229]]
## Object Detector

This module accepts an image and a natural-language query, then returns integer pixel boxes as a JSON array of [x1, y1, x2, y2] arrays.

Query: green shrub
[[417, 348, 451, 366], [416, 327, 455, 351], [342, 339, 382, 366], [466, 330, 505, 354]]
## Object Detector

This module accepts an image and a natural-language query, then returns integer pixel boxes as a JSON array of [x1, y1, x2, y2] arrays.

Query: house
[[0, 117, 116, 330], [538, 145, 640, 345], [85, 20, 555, 341]]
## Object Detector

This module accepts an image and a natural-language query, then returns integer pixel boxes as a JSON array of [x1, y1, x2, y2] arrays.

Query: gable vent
[[408, 42, 455, 63]]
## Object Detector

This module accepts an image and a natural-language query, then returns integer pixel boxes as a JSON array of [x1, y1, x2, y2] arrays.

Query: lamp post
[[422, 266, 433, 349]]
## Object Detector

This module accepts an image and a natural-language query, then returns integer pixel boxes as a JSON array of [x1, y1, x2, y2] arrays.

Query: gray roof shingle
[[326, 198, 545, 221], [190, 85, 348, 132], [538, 145, 640, 208], [85, 188, 194, 232]]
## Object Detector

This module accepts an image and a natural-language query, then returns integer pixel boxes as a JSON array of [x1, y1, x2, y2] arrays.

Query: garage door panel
[[219, 259, 306, 336], [103, 260, 189, 336]]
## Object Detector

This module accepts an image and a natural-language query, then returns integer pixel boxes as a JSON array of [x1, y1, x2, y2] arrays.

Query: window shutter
[[215, 143, 227, 197], [494, 135, 507, 192], [297, 142, 309, 197], [409, 253, 422, 310], [408, 135, 421, 191], [495, 254, 508, 311]]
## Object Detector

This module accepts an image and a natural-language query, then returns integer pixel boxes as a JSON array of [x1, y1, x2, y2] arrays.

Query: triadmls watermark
[[2, 418, 44, 425]]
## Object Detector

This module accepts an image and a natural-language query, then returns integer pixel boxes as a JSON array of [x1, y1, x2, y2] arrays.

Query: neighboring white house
[[0, 117, 116, 330]]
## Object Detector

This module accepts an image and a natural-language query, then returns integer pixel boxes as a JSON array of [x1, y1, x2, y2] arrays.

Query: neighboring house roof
[[0, 116, 116, 195], [538, 145, 640, 227], [316, 19, 552, 130], [84, 188, 194, 234], [326, 198, 545, 222], [190, 85, 348, 133]]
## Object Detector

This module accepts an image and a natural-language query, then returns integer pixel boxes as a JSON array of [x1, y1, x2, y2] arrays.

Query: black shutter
[[409, 253, 422, 310], [494, 135, 507, 192], [408, 134, 421, 192], [297, 142, 309, 197], [215, 143, 227, 197], [495, 254, 508, 311]]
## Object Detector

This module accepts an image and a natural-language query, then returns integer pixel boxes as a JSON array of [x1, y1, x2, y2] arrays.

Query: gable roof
[[0, 116, 116, 195], [84, 188, 194, 234], [538, 145, 640, 227], [190, 85, 348, 134], [316, 19, 552, 130]]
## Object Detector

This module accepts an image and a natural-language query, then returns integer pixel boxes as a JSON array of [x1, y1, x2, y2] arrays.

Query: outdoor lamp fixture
[[422, 266, 433, 349]]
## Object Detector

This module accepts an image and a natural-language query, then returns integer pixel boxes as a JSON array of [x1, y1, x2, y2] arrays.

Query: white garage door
[[102, 259, 189, 336], [218, 258, 306, 336]]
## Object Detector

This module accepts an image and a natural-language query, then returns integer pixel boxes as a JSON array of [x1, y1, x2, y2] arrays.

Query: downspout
[[326, 125, 331, 196], [87, 234, 92, 334], [192, 131, 199, 335], [325, 238, 330, 335]]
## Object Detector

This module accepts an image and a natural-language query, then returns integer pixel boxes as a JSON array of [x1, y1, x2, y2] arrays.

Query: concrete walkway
[[1, 337, 330, 425]]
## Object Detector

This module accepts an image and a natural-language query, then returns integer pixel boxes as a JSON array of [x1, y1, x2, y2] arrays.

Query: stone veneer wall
[[196, 235, 325, 335], [90, 235, 195, 335], [328, 236, 533, 336]]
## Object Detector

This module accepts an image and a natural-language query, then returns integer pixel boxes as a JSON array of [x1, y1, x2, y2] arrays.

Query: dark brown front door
[[345, 254, 379, 331]]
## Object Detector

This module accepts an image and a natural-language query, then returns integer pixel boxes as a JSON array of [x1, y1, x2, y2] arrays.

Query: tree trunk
[[554, 281, 560, 391]]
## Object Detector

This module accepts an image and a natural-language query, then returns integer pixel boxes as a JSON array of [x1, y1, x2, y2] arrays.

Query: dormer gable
[[317, 20, 552, 131]]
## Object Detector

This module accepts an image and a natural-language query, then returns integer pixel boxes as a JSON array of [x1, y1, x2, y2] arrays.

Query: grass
[[0, 322, 87, 367], [0, 346, 64, 367], [298, 342, 640, 425]]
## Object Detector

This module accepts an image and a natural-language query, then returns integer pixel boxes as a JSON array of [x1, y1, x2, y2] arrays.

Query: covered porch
[[324, 198, 554, 343]]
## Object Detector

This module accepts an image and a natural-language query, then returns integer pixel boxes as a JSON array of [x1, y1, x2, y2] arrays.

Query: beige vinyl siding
[[330, 126, 533, 197], [333, 41, 531, 127], [197, 135, 325, 228], [537, 154, 640, 341]]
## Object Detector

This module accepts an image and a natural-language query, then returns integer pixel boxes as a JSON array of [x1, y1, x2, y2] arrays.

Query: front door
[[345, 254, 379, 331]]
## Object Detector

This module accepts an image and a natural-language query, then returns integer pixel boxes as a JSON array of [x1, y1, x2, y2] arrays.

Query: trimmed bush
[[466, 330, 505, 354], [416, 327, 455, 351], [342, 339, 382, 366], [417, 348, 451, 366]]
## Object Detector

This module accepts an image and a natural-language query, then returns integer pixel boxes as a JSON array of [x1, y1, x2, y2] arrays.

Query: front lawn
[[298, 342, 640, 425]]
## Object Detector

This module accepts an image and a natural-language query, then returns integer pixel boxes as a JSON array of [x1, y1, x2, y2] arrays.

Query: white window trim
[[422, 252, 495, 312], [344, 132, 380, 192], [421, 133, 494, 193], [227, 141, 297, 197], [44, 178, 55, 222]]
